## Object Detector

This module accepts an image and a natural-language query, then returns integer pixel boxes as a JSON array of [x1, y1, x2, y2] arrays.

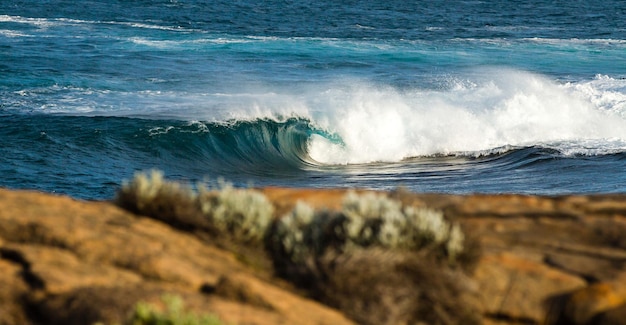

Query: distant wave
[[132, 117, 336, 173], [8, 70, 626, 167], [0, 14, 193, 32], [111, 115, 626, 173], [306, 70, 626, 164]]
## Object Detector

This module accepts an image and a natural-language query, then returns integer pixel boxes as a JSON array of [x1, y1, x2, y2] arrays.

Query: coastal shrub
[[116, 170, 199, 225], [268, 191, 476, 325], [116, 171, 273, 243], [116, 172, 478, 324], [270, 191, 465, 271], [128, 294, 222, 325], [197, 181, 274, 242], [343, 191, 465, 257]]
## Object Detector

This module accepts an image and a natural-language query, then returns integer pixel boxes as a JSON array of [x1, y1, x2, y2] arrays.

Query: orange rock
[[0, 188, 355, 325], [0, 259, 30, 324], [262, 187, 352, 214], [562, 283, 626, 325], [592, 303, 626, 325], [473, 252, 586, 322], [3, 187, 626, 325]]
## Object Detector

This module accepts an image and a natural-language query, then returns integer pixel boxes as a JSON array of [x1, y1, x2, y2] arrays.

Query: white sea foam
[[0, 29, 29, 37], [564, 75, 626, 117], [306, 69, 626, 164], [133, 70, 626, 163], [524, 37, 626, 46], [0, 15, 58, 29], [0, 15, 101, 31], [14, 68, 626, 163], [116, 21, 193, 32], [0, 14, 193, 33], [127, 37, 180, 48]]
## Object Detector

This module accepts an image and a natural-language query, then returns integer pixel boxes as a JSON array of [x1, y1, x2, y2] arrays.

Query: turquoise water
[[1, 1, 626, 199]]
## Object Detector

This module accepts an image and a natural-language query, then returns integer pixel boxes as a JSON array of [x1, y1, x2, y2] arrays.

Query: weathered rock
[[34, 285, 166, 325], [0, 189, 354, 325], [542, 272, 626, 325], [544, 252, 620, 282], [0, 259, 30, 325], [563, 283, 626, 325], [263, 188, 626, 324], [473, 252, 586, 323], [2, 187, 626, 324], [591, 303, 626, 325]]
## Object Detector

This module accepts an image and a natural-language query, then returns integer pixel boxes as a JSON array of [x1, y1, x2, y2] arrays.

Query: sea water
[[1, 1, 626, 199]]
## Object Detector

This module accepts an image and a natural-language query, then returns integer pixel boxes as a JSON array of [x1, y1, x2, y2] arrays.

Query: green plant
[[116, 171, 273, 243], [269, 192, 475, 325], [198, 181, 274, 243], [115, 173, 477, 325], [128, 294, 222, 325], [115, 170, 199, 226], [271, 191, 464, 266]]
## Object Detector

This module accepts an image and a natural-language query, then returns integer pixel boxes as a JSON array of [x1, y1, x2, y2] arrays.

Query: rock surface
[[0, 188, 353, 325], [1, 187, 625, 324]]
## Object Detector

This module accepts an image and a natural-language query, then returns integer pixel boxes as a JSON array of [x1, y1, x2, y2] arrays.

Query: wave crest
[[145, 118, 336, 174], [306, 70, 626, 164]]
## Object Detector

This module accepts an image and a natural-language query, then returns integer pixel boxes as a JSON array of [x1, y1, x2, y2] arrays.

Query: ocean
[[1, 0, 626, 199]]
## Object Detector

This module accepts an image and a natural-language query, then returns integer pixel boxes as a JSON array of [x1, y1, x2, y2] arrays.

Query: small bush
[[116, 171, 273, 244], [270, 191, 464, 270], [128, 294, 222, 325], [116, 172, 478, 325], [198, 181, 274, 242], [344, 191, 464, 256], [116, 170, 199, 225], [118, 170, 191, 211], [268, 191, 475, 325]]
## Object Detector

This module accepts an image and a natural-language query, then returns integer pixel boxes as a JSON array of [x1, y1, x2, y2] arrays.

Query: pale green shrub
[[272, 191, 464, 265], [197, 181, 274, 242], [273, 201, 321, 264], [341, 191, 464, 256], [269, 192, 473, 325], [117, 171, 273, 243], [117, 171, 464, 263], [118, 170, 196, 211], [342, 191, 404, 247], [446, 222, 465, 261], [116, 174, 474, 325]]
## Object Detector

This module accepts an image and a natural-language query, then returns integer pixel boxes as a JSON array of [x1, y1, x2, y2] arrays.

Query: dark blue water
[[2, 1, 626, 199]]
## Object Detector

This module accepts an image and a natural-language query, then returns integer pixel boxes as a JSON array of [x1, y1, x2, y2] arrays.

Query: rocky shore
[[1, 186, 626, 324]]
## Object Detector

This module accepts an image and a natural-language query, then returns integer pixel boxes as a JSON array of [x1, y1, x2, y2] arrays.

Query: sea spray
[[3, 0, 626, 198], [307, 70, 626, 164]]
